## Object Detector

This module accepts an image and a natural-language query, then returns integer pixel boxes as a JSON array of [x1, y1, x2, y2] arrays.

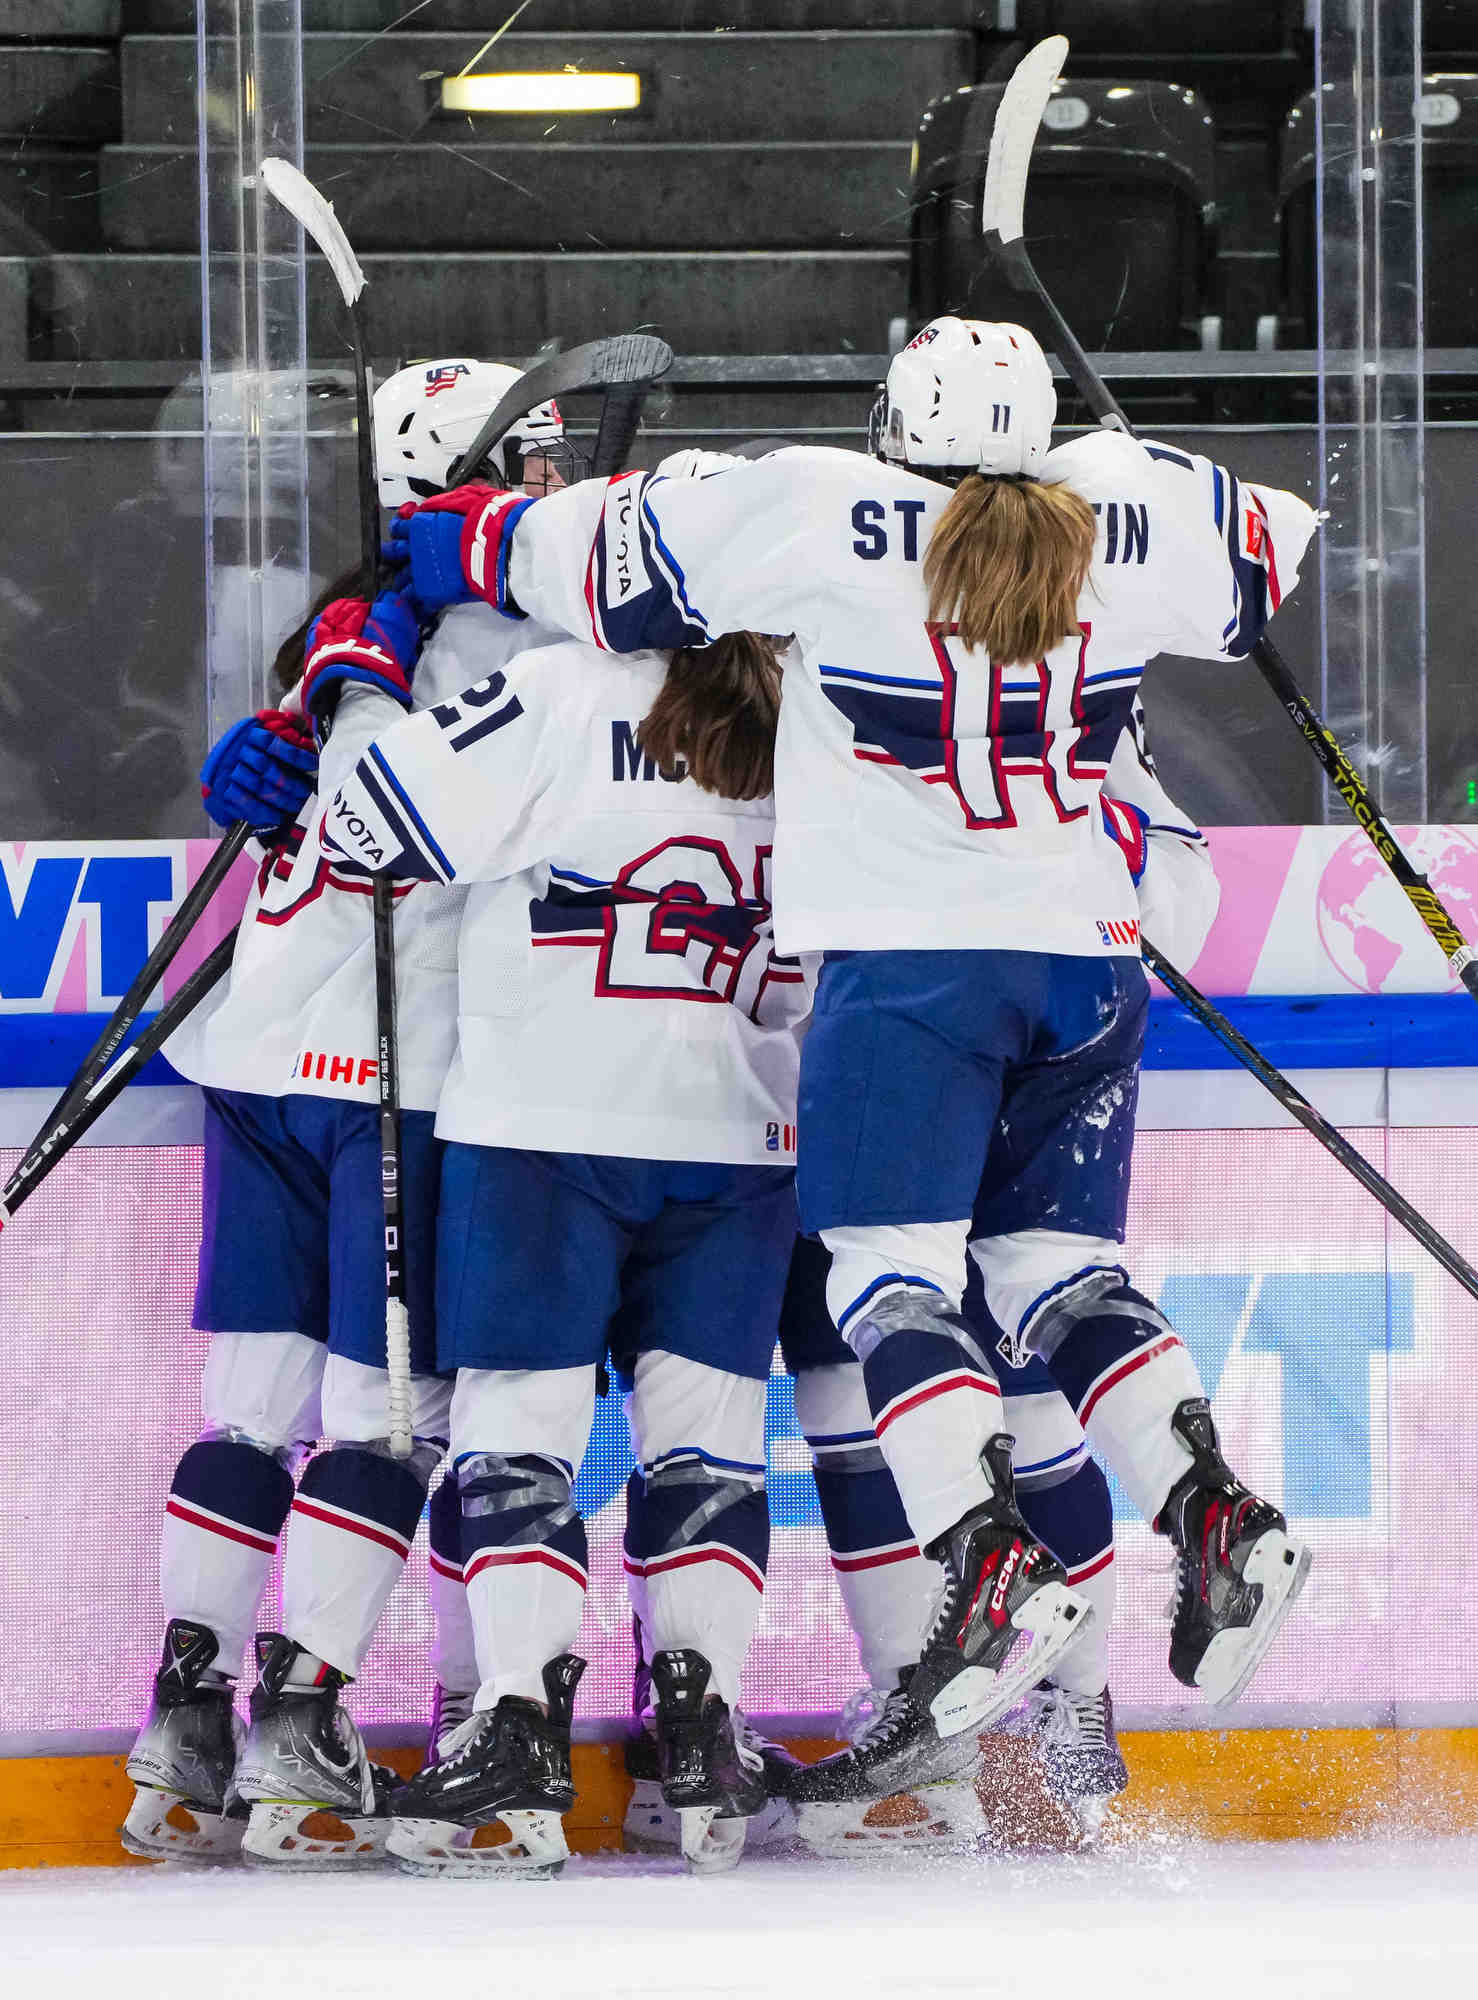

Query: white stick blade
[[982, 34, 1069, 245], [259, 156, 366, 308]]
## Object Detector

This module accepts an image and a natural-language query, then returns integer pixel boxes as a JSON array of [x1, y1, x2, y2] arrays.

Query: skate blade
[[1196, 1529, 1312, 1707], [931, 1582, 1094, 1738], [240, 1799, 388, 1870], [386, 1810, 569, 1879], [678, 1806, 748, 1875], [120, 1788, 244, 1864], [795, 1780, 983, 1856], [624, 1782, 794, 1857]]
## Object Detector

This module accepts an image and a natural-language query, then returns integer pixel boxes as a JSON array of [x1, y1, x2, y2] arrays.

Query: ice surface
[[4, 1839, 1476, 2000]]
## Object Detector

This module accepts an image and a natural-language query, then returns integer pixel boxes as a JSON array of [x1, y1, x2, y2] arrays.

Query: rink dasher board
[[3, 1728, 1478, 1871]]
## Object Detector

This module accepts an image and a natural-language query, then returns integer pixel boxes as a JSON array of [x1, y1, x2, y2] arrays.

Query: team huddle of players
[[121, 319, 1318, 1877]]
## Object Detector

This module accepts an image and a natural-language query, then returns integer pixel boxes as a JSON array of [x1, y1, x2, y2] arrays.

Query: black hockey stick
[[261, 158, 413, 1455], [0, 928, 238, 1233], [979, 37, 1478, 1006], [2, 820, 253, 1209], [445, 332, 674, 488], [1144, 939, 1478, 1303]]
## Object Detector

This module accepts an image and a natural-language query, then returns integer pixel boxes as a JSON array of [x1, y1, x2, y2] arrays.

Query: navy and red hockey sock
[[161, 1436, 295, 1671]]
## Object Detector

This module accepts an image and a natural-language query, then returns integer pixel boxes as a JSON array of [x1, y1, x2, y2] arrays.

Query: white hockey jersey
[[320, 640, 810, 1165], [1103, 700, 1220, 975], [165, 603, 560, 1110], [499, 435, 1316, 958]]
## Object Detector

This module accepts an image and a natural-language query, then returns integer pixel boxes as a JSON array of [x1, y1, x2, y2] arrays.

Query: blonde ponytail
[[923, 474, 1097, 666]]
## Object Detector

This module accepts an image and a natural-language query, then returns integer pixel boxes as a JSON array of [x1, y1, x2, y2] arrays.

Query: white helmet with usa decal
[[372, 357, 574, 506], [869, 317, 1056, 482]]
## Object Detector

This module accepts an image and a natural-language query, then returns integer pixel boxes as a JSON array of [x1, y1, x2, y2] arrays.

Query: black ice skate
[[624, 1619, 798, 1856], [1157, 1398, 1311, 1705], [649, 1648, 767, 1874], [788, 1671, 986, 1855], [233, 1634, 398, 1869], [909, 1434, 1093, 1739], [122, 1620, 246, 1862], [386, 1653, 586, 1878]]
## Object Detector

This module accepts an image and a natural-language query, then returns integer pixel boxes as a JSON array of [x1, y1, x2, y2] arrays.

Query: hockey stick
[[979, 38, 1478, 1005], [1144, 939, 1478, 1304], [0, 928, 238, 1233], [445, 332, 674, 487], [2, 820, 253, 1208], [261, 157, 413, 1456]]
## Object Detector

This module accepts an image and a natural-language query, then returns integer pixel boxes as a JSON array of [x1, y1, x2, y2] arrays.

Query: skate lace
[[839, 1684, 912, 1753], [1034, 1685, 1109, 1752], [436, 1710, 492, 1767], [733, 1711, 779, 1773], [431, 1685, 476, 1755]]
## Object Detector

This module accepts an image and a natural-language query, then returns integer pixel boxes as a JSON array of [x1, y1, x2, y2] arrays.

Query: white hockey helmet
[[372, 357, 577, 506], [869, 317, 1056, 481]]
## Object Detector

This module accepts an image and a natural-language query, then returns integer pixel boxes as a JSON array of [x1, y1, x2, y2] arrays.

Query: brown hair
[[270, 559, 370, 695], [638, 631, 785, 802], [923, 474, 1097, 666]]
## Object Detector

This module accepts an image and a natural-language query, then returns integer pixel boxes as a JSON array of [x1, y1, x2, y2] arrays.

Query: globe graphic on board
[[1315, 826, 1478, 992]]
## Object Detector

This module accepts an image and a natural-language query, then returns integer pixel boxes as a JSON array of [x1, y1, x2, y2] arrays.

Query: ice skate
[[233, 1634, 396, 1869], [623, 1709, 798, 1856], [426, 1681, 475, 1765], [386, 1653, 585, 1878], [1157, 1398, 1311, 1705], [649, 1648, 767, 1874], [789, 1674, 985, 1855], [909, 1434, 1093, 1739], [986, 1682, 1129, 1848], [121, 1620, 246, 1863]]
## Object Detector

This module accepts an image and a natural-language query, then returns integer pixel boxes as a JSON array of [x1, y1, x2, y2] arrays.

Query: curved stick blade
[[981, 34, 1068, 245], [259, 156, 366, 309]]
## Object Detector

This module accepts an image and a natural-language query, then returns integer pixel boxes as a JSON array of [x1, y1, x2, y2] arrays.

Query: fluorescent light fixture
[[441, 71, 641, 115]]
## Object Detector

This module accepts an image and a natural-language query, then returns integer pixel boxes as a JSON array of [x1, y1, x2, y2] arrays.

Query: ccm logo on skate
[[293, 1049, 378, 1088], [1096, 918, 1140, 948], [989, 1542, 1022, 1623]]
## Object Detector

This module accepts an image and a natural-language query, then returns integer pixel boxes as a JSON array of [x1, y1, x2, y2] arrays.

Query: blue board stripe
[[0, 994, 1472, 1092]]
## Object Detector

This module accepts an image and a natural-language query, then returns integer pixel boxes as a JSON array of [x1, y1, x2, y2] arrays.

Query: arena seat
[[0, 40, 116, 257], [1279, 76, 1478, 348], [908, 76, 1218, 351]]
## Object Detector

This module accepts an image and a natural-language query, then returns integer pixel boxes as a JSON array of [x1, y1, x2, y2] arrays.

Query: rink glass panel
[[1, 1128, 1464, 1736]]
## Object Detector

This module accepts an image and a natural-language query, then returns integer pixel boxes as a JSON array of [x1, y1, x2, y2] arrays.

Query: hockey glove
[[200, 709, 317, 831], [388, 484, 533, 617], [1100, 795, 1150, 885], [301, 587, 423, 727]]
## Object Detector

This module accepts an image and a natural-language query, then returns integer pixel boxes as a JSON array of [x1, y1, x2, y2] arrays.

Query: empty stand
[[1009, 1, 1295, 57], [1280, 76, 1478, 348], [909, 77, 1218, 350]]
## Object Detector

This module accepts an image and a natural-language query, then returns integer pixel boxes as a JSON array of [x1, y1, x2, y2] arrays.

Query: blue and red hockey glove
[[200, 708, 317, 831], [386, 484, 533, 617], [300, 586, 425, 727]]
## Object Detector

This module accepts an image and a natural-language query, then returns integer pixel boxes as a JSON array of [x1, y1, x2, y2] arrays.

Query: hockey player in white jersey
[[121, 361, 571, 1867], [320, 627, 809, 1876], [390, 314, 1319, 1747], [780, 702, 1223, 1851]]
